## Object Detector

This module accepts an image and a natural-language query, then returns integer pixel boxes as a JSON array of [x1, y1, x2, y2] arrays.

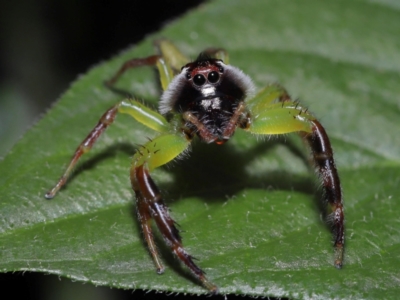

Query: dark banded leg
[[132, 164, 218, 293], [45, 105, 119, 199], [136, 191, 165, 274], [105, 55, 161, 87], [301, 120, 344, 268], [247, 86, 345, 268], [274, 89, 345, 267]]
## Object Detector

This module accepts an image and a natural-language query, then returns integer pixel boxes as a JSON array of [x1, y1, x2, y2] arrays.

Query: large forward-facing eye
[[193, 74, 206, 86], [207, 71, 220, 83]]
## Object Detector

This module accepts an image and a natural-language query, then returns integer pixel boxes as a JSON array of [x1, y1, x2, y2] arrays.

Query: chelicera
[[45, 39, 344, 293]]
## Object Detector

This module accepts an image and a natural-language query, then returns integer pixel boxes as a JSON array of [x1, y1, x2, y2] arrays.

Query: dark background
[[0, 1, 283, 299], [0, 0, 204, 157]]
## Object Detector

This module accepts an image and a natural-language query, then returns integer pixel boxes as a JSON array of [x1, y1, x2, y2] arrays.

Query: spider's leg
[[45, 99, 170, 199], [154, 39, 190, 72], [105, 55, 174, 92], [245, 88, 344, 268], [136, 185, 164, 274], [105, 55, 158, 87], [299, 119, 344, 268], [182, 101, 246, 144], [222, 101, 246, 139], [131, 134, 218, 293], [246, 84, 291, 113], [107, 39, 191, 91]]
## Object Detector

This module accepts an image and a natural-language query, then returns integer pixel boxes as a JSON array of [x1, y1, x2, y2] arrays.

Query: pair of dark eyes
[[187, 70, 222, 86]]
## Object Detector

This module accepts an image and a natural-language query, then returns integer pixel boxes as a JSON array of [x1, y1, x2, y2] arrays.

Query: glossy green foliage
[[1, 0, 400, 298]]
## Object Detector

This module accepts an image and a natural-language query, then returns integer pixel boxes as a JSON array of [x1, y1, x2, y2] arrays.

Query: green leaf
[[1, 0, 400, 298]]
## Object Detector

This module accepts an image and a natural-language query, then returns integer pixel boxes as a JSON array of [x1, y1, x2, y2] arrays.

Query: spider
[[45, 39, 344, 293]]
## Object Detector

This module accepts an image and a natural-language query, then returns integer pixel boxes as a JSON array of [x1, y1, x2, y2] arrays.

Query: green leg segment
[[248, 101, 314, 135]]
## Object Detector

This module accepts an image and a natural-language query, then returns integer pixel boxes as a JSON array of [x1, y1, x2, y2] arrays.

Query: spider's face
[[160, 56, 255, 114], [159, 54, 255, 142], [160, 55, 255, 118]]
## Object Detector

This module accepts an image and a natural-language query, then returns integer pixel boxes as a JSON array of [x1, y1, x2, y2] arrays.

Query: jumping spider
[[45, 39, 344, 293]]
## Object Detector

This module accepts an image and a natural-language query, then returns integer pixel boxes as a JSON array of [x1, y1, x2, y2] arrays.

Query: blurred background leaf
[[1, 0, 400, 299]]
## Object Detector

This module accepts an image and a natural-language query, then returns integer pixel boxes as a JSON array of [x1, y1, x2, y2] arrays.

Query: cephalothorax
[[45, 40, 344, 293]]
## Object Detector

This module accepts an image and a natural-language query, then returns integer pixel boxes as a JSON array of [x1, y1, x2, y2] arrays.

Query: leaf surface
[[1, 0, 400, 298]]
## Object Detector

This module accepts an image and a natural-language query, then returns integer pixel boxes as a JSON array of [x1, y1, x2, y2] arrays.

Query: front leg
[[130, 133, 218, 293]]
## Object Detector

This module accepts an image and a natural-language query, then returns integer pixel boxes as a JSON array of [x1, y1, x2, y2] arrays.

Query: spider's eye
[[193, 74, 206, 86], [207, 71, 220, 83], [186, 72, 191, 80], [219, 66, 224, 73]]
